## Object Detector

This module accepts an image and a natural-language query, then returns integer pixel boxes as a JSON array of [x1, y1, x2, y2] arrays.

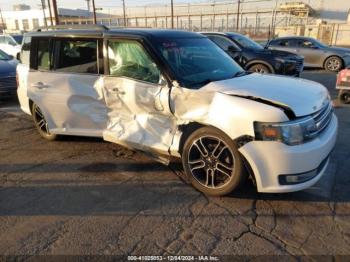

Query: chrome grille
[[308, 102, 333, 138], [0, 76, 17, 90]]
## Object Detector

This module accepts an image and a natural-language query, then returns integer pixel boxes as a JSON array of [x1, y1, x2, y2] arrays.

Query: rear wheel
[[32, 103, 57, 141], [339, 90, 350, 104], [182, 127, 247, 196], [325, 56, 342, 72]]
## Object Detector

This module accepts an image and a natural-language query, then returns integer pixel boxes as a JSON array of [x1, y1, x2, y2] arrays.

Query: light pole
[[171, 0, 174, 29], [47, 0, 54, 26], [122, 0, 126, 26], [92, 0, 97, 24], [236, 0, 241, 31], [52, 0, 59, 25], [40, 0, 48, 28]]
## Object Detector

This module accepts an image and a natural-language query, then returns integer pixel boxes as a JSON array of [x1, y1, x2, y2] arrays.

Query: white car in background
[[16, 27, 338, 196], [0, 34, 21, 57]]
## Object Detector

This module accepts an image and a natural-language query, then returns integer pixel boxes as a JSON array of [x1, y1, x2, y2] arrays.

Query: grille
[[308, 102, 333, 138], [0, 76, 17, 90], [295, 58, 304, 72]]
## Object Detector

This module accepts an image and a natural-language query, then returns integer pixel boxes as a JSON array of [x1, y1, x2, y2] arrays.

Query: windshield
[[230, 34, 263, 50], [156, 37, 243, 88], [12, 35, 23, 45], [0, 49, 10, 60]]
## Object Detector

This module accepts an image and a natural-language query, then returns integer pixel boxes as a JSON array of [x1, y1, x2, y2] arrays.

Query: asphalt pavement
[[0, 70, 349, 258]]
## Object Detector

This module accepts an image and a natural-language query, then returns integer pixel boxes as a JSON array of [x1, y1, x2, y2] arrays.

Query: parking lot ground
[[0, 70, 349, 257]]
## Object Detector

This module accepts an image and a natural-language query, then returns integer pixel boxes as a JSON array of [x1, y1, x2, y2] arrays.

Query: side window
[[209, 35, 236, 51], [54, 39, 98, 74], [108, 40, 161, 84], [21, 36, 31, 65], [30, 38, 52, 71], [298, 40, 315, 48], [278, 39, 290, 47]]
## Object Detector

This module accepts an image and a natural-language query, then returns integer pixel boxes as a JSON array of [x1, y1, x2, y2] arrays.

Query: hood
[[201, 73, 329, 117], [328, 46, 350, 54], [0, 59, 17, 77]]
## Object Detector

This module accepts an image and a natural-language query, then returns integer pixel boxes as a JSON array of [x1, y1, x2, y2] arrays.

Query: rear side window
[[209, 35, 236, 51], [30, 37, 52, 70], [54, 39, 98, 74], [21, 36, 31, 65], [37, 39, 51, 70]]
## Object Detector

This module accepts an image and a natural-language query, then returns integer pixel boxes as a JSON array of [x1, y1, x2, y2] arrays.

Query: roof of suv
[[26, 27, 205, 40]]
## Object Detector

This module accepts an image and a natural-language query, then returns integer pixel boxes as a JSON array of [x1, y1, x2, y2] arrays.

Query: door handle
[[31, 82, 49, 89], [112, 87, 125, 95]]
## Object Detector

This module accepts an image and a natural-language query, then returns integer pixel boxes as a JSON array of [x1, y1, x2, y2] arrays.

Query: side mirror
[[8, 55, 14, 60], [16, 52, 20, 61]]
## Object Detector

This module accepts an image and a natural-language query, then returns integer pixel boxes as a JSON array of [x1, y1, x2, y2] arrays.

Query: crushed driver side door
[[102, 39, 177, 164]]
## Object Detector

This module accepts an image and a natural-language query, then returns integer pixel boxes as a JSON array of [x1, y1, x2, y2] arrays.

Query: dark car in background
[[267, 36, 350, 72], [0, 49, 18, 100], [203, 32, 304, 76]]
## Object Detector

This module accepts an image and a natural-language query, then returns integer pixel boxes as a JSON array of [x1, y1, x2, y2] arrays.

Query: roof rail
[[36, 24, 108, 32]]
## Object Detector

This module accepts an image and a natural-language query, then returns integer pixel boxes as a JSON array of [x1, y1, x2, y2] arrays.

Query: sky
[[0, 0, 349, 11]]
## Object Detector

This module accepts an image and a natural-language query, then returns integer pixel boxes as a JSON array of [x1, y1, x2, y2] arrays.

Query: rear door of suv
[[27, 36, 107, 137]]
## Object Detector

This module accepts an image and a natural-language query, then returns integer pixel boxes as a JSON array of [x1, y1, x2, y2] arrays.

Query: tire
[[339, 90, 350, 104], [182, 126, 247, 196], [248, 64, 271, 74], [324, 56, 342, 72], [31, 103, 57, 141]]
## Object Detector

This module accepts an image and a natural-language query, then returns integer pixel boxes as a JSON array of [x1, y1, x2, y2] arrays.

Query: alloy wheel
[[326, 58, 341, 71], [33, 104, 50, 135], [187, 136, 235, 189]]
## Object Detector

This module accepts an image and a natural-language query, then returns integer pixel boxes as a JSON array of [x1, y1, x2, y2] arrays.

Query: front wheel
[[325, 56, 342, 72], [32, 103, 57, 141], [248, 64, 271, 74], [182, 127, 247, 196], [339, 90, 350, 104]]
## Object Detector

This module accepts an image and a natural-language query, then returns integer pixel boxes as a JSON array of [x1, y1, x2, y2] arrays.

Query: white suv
[[0, 34, 21, 57], [17, 26, 338, 196]]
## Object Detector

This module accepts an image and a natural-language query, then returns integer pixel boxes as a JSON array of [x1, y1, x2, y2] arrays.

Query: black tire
[[248, 64, 271, 74], [324, 56, 342, 72], [339, 90, 350, 104], [182, 126, 247, 196], [31, 103, 57, 141]]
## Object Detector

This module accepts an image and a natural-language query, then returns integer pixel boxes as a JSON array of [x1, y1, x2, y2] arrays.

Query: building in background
[[1, 5, 110, 33]]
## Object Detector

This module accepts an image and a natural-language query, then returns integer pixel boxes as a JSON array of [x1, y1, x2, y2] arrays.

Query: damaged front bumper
[[238, 114, 338, 193]]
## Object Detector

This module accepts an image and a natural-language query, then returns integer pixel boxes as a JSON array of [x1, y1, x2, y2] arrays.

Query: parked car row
[[15, 26, 338, 196]]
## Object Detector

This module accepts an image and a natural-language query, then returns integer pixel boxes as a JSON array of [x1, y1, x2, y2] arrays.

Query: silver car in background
[[267, 36, 350, 72]]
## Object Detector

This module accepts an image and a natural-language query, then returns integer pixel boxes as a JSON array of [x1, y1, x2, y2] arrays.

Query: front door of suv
[[27, 37, 107, 137], [103, 39, 176, 162]]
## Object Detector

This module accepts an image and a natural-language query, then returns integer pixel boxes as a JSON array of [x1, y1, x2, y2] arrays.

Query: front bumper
[[239, 114, 338, 193]]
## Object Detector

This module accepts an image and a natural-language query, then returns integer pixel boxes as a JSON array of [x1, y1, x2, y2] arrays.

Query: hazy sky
[[0, 0, 349, 11]]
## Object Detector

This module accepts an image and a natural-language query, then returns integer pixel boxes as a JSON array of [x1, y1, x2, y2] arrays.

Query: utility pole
[[47, 0, 54, 26], [122, 0, 126, 27], [171, 0, 174, 29], [86, 0, 91, 12], [52, 0, 59, 25], [92, 0, 97, 24], [236, 0, 241, 31], [0, 8, 5, 33], [40, 0, 48, 28]]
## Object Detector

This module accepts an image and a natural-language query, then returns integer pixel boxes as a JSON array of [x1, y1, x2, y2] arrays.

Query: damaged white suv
[[17, 26, 338, 196]]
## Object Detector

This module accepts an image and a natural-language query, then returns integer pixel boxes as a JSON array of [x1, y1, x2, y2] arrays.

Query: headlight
[[254, 117, 317, 145], [275, 58, 286, 63]]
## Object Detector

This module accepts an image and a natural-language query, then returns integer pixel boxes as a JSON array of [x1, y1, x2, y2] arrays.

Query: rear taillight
[[16, 70, 19, 88], [337, 69, 350, 86]]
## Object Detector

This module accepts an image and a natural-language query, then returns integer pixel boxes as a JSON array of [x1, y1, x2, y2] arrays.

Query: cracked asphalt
[[0, 70, 349, 257]]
